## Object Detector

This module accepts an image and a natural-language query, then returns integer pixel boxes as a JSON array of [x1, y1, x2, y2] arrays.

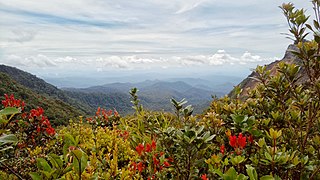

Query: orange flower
[[96, 107, 101, 116]]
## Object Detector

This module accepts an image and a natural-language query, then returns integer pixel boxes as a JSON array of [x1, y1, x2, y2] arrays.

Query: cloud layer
[[2, 50, 276, 72], [0, 0, 312, 74]]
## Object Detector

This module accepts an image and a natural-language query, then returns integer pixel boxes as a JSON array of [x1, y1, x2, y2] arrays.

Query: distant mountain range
[[0, 70, 85, 125], [63, 79, 226, 114], [0, 64, 241, 125]]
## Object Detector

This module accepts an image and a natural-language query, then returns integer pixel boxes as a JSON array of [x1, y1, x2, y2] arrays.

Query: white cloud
[[241, 52, 262, 62], [208, 50, 237, 65], [95, 57, 130, 69], [1, 51, 276, 71], [26, 54, 57, 67], [3, 54, 57, 68]]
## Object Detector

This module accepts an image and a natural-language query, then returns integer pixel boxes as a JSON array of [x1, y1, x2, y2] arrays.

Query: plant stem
[[272, 138, 276, 176], [0, 161, 24, 180]]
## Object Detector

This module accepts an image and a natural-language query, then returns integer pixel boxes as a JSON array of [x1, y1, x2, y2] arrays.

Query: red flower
[[136, 143, 144, 155], [238, 133, 246, 148], [37, 107, 44, 116], [201, 174, 208, 180], [164, 161, 170, 167], [220, 144, 225, 155], [151, 140, 156, 150], [107, 110, 113, 116], [229, 135, 237, 148], [1, 94, 25, 109], [45, 127, 55, 136], [137, 162, 144, 172], [96, 107, 101, 116], [153, 156, 159, 166], [145, 143, 152, 152]]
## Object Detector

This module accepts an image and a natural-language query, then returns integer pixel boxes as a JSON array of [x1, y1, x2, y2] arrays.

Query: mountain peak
[[229, 44, 303, 98]]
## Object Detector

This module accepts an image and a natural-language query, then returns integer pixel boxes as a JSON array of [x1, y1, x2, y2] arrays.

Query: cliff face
[[229, 44, 305, 98]]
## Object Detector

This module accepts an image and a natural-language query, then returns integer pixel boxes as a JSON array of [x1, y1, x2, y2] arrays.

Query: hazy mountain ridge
[[0, 64, 239, 118], [0, 65, 94, 114], [64, 79, 225, 113], [0, 72, 84, 125]]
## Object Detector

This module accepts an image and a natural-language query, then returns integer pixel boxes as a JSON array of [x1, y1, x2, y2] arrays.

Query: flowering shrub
[[130, 140, 172, 179], [1, 94, 25, 110], [0, 94, 56, 178], [86, 107, 120, 128]]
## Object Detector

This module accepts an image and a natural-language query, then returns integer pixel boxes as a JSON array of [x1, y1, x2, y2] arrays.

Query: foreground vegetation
[[1, 1, 320, 179]]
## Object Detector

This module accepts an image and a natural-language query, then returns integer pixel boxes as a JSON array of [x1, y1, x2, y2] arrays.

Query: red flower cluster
[[131, 140, 172, 178], [135, 140, 157, 155], [228, 133, 248, 155], [136, 143, 145, 155], [95, 107, 119, 120], [131, 161, 145, 172], [229, 133, 246, 149], [87, 107, 120, 127], [29, 107, 55, 136], [1, 94, 25, 110], [1, 94, 55, 147], [152, 152, 172, 172], [201, 174, 209, 180]]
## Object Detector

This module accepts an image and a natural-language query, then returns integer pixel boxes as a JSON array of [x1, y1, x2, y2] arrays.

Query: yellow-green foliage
[[59, 121, 137, 179]]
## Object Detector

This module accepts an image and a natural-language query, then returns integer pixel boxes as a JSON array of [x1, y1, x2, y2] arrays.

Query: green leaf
[[245, 165, 258, 180], [72, 149, 83, 161], [260, 175, 274, 180], [36, 158, 52, 172], [0, 146, 14, 152], [29, 172, 42, 180], [265, 152, 272, 161], [64, 134, 76, 146], [196, 126, 204, 135], [231, 114, 248, 124], [0, 134, 18, 144], [213, 169, 224, 177], [237, 174, 249, 180], [223, 167, 237, 180], [71, 149, 88, 174], [48, 153, 63, 169], [204, 134, 215, 143], [0, 107, 20, 116]]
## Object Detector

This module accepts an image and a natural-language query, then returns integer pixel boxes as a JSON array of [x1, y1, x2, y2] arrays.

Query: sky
[[0, 0, 313, 81]]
